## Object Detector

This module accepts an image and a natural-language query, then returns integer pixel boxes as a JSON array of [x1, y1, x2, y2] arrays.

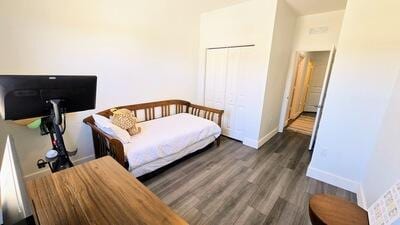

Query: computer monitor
[[0, 75, 97, 120], [1, 136, 32, 225], [0, 75, 97, 172]]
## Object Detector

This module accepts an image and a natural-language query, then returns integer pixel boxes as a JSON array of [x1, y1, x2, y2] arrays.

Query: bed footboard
[[188, 104, 224, 145], [188, 104, 223, 127]]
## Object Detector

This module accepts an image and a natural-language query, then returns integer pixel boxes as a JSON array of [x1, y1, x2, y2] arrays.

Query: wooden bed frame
[[83, 99, 224, 169]]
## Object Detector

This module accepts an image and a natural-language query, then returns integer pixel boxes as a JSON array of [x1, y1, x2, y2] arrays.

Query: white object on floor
[[368, 180, 400, 225], [124, 113, 221, 175]]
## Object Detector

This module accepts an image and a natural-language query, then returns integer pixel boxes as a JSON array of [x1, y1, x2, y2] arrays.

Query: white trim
[[258, 127, 278, 148], [243, 138, 259, 149], [306, 166, 360, 193], [278, 52, 301, 132], [73, 154, 96, 165], [307, 166, 369, 209], [24, 154, 95, 180], [357, 185, 368, 209], [24, 168, 51, 181], [243, 127, 278, 149]]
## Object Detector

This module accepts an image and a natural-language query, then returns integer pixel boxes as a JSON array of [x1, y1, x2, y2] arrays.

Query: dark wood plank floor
[[143, 131, 357, 225]]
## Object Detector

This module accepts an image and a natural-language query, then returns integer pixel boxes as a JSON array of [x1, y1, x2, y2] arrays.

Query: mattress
[[132, 136, 215, 177], [123, 113, 221, 176]]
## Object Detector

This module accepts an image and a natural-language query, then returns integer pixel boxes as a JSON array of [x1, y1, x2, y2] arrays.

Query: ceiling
[[198, 0, 347, 15], [285, 0, 347, 15]]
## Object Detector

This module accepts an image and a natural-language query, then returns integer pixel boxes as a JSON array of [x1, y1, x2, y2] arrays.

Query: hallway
[[287, 113, 316, 135]]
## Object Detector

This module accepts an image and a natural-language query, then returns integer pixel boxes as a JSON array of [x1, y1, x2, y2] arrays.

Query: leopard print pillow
[[110, 108, 141, 136]]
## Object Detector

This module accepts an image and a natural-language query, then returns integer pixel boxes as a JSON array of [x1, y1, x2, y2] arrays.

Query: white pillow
[[92, 114, 131, 144]]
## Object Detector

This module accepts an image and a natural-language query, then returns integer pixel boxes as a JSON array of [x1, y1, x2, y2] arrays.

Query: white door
[[204, 48, 228, 110], [309, 46, 336, 150], [222, 47, 253, 140], [304, 52, 331, 112], [204, 46, 254, 141]]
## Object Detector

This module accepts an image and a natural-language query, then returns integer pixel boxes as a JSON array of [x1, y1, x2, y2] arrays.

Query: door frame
[[301, 61, 314, 112], [309, 46, 336, 150], [278, 48, 332, 133], [287, 54, 305, 120]]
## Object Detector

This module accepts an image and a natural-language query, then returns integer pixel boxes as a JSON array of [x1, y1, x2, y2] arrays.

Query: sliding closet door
[[205, 46, 255, 141], [223, 47, 253, 140], [204, 48, 228, 110]]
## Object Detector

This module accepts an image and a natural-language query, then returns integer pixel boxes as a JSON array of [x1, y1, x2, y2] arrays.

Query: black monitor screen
[[0, 75, 97, 120]]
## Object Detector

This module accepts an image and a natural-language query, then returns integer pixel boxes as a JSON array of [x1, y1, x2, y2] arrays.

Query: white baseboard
[[243, 127, 278, 149], [242, 138, 258, 149], [24, 154, 95, 180], [307, 166, 369, 208], [357, 185, 368, 209], [306, 166, 360, 193], [284, 119, 289, 127], [24, 168, 52, 181], [258, 127, 279, 148], [73, 154, 95, 164]]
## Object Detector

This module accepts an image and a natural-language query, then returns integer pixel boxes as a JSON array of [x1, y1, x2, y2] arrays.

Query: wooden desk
[[26, 156, 188, 225]]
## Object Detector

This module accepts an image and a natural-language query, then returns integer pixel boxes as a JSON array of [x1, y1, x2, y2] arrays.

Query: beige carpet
[[287, 115, 315, 135]]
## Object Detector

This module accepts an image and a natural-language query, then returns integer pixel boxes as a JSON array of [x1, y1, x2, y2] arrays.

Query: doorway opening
[[283, 49, 336, 149]]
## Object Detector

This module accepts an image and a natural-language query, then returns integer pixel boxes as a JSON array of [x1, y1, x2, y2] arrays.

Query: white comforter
[[124, 113, 221, 171]]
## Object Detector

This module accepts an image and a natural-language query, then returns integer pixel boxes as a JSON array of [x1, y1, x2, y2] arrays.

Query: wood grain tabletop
[[26, 156, 188, 225]]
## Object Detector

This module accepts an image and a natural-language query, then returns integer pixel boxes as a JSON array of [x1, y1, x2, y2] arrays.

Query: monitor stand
[[37, 99, 76, 172]]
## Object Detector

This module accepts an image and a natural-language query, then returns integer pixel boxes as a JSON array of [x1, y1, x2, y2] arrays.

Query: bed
[[83, 100, 223, 177]]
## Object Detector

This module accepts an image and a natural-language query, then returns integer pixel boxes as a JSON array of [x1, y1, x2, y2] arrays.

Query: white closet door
[[222, 47, 250, 140], [205, 46, 254, 141], [204, 48, 228, 110]]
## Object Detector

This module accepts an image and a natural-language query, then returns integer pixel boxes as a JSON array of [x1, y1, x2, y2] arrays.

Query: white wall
[[292, 10, 345, 52], [362, 74, 400, 206], [198, 0, 279, 147], [307, 0, 400, 198], [279, 10, 345, 131], [0, 0, 224, 177], [259, 0, 297, 142]]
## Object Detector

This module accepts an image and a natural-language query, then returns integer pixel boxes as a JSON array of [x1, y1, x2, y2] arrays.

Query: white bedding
[[132, 136, 215, 177], [123, 113, 221, 175]]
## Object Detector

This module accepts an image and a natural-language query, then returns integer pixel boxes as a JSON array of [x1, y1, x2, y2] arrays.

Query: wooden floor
[[287, 114, 316, 136], [143, 131, 356, 225]]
